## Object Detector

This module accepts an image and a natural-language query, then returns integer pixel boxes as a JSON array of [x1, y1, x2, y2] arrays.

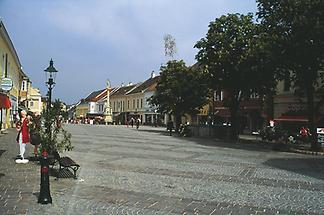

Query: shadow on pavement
[[0, 150, 5, 157], [140, 128, 274, 152], [50, 168, 75, 179], [263, 158, 324, 181], [33, 192, 40, 200], [139, 128, 172, 136]]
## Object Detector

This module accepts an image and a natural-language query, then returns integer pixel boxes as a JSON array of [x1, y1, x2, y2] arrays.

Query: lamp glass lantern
[[44, 59, 58, 88]]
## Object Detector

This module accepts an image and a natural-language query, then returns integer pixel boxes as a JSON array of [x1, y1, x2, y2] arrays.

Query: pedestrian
[[136, 118, 141, 130], [15, 110, 30, 164], [167, 121, 173, 136], [130, 117, 134, 128], [299, 126, 310, 143]]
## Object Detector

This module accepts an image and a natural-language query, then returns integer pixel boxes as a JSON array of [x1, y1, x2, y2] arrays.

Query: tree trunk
[[306, 83, 318, 150], [174, 113, 182, 132], [229, 96, 240, 141], [265, 91, 274, 123]]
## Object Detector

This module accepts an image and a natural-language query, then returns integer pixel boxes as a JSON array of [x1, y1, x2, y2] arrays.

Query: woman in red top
[[16, 110, 30, 163]]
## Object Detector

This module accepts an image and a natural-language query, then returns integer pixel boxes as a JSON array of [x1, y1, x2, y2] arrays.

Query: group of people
[[127, 117, 141, 129]]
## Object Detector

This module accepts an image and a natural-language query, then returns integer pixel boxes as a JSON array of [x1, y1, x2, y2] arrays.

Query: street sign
[[0, 77, 13, 91], [317, 128, 324, 148]]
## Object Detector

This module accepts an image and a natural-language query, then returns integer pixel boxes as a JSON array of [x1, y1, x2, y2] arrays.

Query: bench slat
[[60, 157, 79, 167]]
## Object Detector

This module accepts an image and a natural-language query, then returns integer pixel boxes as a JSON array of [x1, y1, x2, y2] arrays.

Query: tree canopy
[[195, 13, 267, 139], [257, 0, 324, 148], [150, 60, 209, 129]]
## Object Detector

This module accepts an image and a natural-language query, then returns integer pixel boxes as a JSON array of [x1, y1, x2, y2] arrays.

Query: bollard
[[38, 149, 52, 204]]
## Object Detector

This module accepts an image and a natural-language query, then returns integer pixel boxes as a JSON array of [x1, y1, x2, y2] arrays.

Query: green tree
[[195, 13, 269, 140], [257, 0, 324, 149], [150, 60, 209, 130], [30, 99, 73, 154]]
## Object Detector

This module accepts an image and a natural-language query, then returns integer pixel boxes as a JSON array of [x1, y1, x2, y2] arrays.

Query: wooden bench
[[52, 151, 80, 179]]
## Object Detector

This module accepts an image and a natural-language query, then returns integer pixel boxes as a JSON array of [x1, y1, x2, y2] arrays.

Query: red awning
[[274, 115, 308, 122], [0, 94, 11, 109]]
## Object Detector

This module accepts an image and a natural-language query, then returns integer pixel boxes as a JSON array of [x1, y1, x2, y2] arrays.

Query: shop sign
[[317, 128, 324, 148], [0, 78, 13, 91]]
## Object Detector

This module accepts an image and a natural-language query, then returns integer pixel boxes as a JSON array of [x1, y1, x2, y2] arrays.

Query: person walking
[[136, 118, 141, 130], [15, 110, 30, 164], [167, 121, 173, 136], [130, 117, 134, 128]]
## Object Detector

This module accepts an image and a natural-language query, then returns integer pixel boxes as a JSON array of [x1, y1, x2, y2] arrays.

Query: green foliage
[[257, 0, 324, 148], [29, 99, 73, 154], [195, 13, 266, 139], [257, 0, 324, 89], [195, 13, 270, 103], [150, 60, 209, 128]]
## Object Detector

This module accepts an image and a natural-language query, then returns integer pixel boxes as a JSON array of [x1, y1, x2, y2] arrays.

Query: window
[[137, 99, 139, 108], [22, 81, 26, 91], [30, 101, 34, 107], [2, 54, 4, 77], [214, 91, 223, 101], [250, 92, 259, 99], [99, 104, 104, 112], [283, 77, 291, 92], [133, 99, 135, 109], [127, 100, 129, 109]]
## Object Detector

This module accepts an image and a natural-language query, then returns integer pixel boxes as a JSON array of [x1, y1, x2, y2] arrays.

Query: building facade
[[273, 73, 324, 130], [0, 20, 28, 130], [27, 85, 43, 115]]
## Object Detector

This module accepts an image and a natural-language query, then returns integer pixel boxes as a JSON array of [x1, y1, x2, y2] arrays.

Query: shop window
[[214, 91, 223, 101], [250, 92, 259, 99]]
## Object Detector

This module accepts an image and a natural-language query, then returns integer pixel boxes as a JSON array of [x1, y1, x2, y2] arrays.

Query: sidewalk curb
[[237, 138, 324, 156], [289, 148, 324, 156]]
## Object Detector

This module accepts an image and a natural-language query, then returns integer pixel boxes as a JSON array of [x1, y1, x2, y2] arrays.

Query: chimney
[[151, 70, 156, 78], [128, 82, 133, 86]]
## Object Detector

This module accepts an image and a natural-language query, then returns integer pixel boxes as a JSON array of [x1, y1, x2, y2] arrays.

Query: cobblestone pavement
[[1, 124, 324, 215]]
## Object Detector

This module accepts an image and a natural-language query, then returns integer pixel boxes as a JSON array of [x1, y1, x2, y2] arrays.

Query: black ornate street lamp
[[38, 59, 57, 204], [44, 59, 58, 111]]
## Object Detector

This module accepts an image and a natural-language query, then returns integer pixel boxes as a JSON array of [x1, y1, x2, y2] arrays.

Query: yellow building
[[110, 84, 138, 124], [0, 19, 27, 130], [27, 85, 43, 115], [75, 100, 89, 119]]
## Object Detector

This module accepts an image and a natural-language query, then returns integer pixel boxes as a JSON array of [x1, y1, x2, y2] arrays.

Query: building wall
[[28, 86, 42, 115], [125, 93, 144, 113], [75, 103, 89, 118], [274, 72, 324, 120], [89, 101, 96, 114], [0, 22, 24, 129]]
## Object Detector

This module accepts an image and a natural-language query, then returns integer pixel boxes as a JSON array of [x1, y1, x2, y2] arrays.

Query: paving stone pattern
[[0, 125, 324, 214]]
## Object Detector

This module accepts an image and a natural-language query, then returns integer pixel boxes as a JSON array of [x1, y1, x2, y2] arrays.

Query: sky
[[0, 0, 257, 104]]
